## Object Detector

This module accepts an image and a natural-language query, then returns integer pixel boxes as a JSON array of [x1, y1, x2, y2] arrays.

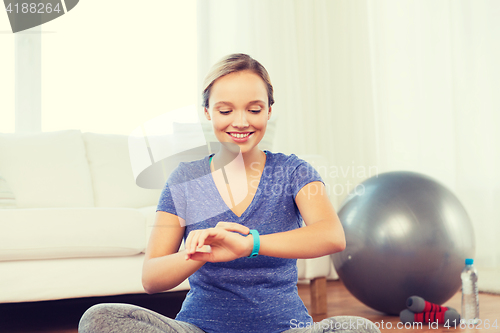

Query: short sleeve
[[156, 164, 186, 219], [290, 159, 325, 198]]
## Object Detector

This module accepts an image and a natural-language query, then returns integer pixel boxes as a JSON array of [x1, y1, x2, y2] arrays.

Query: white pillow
[[83, 132, 162, 208], [0, 130, 94, 208]]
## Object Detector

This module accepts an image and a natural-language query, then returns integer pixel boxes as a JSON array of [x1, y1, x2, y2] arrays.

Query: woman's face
[[205, 70, 272, 155]]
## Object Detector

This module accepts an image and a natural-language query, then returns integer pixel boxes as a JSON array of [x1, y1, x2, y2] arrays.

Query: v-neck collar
[[206, 151, 269, 219]]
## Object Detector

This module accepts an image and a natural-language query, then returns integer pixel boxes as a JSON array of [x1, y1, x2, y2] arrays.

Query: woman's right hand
[[185, 222, 253, 262]]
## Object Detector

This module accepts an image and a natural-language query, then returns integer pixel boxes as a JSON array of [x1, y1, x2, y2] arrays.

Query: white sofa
[[0, 130, 337, 312]]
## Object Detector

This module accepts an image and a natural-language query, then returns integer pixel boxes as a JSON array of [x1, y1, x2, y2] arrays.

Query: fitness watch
[[247, 229, 260, 258]]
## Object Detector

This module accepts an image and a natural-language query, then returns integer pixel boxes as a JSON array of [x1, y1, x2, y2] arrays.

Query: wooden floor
[[301, 281, 500, 333], [1, 280, 499, 333]]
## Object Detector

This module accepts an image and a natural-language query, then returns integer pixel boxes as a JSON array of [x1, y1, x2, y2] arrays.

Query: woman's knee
[[317, 316, 381, 333], [78, 303, 126, 333]]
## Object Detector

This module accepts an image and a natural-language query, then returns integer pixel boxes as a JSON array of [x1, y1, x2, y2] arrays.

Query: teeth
[[230, 133, 251, 138]]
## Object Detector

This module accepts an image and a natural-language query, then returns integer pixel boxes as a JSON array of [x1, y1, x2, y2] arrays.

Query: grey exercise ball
[[331, 171, 475, 315]]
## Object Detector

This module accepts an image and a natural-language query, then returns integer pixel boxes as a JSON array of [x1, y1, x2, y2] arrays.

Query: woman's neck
[[211, 147, 266, 173]]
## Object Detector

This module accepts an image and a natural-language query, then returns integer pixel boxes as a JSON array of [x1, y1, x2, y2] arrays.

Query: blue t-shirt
[[156, 150, 324, 333]]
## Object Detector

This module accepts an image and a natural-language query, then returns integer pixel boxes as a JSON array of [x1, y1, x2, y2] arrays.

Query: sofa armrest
[[297, 256, 331, 281]]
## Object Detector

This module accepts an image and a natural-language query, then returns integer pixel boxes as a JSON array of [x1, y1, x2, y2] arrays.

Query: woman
[[79, 53, 380, 333]]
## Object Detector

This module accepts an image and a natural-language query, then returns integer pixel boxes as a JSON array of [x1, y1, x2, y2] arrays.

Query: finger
[[185, 248, 209, 260], [189, 230, 203, 254], [217, 222, 250, 235], [188, 230, 203, 254], [197, 229, 212, 249], [185, 230, 195, 254], [196, 245, 212, 253], [198, 228, 223, 248], [188, 251, 212, 262]]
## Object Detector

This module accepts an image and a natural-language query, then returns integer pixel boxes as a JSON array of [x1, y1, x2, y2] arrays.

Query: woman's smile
[[227, 131, 255, 142]]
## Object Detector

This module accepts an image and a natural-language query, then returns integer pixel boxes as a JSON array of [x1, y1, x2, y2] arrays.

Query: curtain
[[197, 0, 500, 268]]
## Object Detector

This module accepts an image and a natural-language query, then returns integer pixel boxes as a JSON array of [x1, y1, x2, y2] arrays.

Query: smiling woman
[[78, 53, 379, 333]]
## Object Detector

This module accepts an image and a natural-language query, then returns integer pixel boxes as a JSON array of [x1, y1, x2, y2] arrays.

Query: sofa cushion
[[0, 208, 146, 261], [138, 205, 157, 252], [0, 130, 94, 208], [138, 205, 186, 253], [0, 254, 190, 303], [82, 132, 162, 208], [0, 174, 16, 209]]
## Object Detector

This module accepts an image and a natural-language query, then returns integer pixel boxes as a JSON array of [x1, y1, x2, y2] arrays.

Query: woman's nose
[[231, 110, 249, 128]]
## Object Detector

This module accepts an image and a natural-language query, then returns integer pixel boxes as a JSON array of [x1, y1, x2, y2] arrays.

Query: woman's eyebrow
[[247, 100, 266, 106], [214, 100, 266, 107]]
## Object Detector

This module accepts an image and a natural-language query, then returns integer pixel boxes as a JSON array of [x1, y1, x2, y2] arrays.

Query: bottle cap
[[465, 258, 474, 265]]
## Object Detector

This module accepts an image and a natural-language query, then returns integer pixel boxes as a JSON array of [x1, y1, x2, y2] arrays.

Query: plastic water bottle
[[461, 258, 479, 325]]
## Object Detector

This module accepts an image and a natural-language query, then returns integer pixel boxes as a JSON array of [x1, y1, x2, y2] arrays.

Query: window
[[3, 0, 196, 135]]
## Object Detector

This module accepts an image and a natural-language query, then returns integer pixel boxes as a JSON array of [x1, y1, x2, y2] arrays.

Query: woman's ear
[[267, 106, 272, 120], [204, 107, 211, 121]]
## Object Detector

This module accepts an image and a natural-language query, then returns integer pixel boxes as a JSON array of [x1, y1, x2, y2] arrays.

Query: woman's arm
[[185, 181, 346, 261], [142, 211, 205, 294], [258, 181, 346, 259]]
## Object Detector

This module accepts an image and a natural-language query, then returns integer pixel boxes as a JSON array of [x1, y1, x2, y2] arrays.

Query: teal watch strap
[[247, 229, 260, 258]]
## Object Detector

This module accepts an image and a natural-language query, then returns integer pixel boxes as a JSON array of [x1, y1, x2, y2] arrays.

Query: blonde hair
[[202, 53, 275, 109]]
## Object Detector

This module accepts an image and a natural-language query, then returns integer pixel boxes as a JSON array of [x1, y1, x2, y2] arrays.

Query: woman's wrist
[[245, 230, 260, 258], [244, 233, 254, 257], [183, 248, 208, 263]]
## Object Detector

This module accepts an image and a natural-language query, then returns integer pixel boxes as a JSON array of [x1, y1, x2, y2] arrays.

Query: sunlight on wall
[[39, 0, 196, 135], [0, 16, 15, 133]]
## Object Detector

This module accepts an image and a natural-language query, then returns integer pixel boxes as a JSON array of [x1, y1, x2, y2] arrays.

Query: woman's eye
[[218, 109, 261, 114]]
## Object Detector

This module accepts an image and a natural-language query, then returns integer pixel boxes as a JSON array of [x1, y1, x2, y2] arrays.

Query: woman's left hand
[[185, 222, 253, 262]]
